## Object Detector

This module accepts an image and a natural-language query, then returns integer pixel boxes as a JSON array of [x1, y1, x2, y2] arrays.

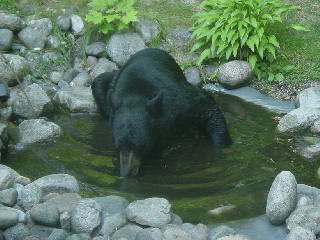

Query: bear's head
[[111, 92, 162, 177]]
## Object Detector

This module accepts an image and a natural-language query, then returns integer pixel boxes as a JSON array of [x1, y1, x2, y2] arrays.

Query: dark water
[[6, 94, 320, 224]]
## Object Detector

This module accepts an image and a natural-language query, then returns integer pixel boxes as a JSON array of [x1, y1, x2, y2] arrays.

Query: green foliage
[[190, 0, 310, 78], [0, 0, 18, 13], [85, 0, 137, 35]]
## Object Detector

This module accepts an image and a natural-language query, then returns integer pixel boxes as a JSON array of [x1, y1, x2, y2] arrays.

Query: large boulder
[[3, 223, 30, 240], [277, 107, 320, 133], [0, 29, 13, 51], [111, 224, 143, 240], [17, 183, 42, 210], [106, 32, 146, 66], [0, 207, 19, 229], [0, 13, 24, 31], [30, 202, 60, 227], [266, 171, 297, 225], [18, 119, 62, 146], [133, 17, 160, 43], [89, 58, 118, 79], [295, 87, 320, 108], [0, 54, 29, 86], [217, 60, 252, 89], [286, 226, 316, 240]]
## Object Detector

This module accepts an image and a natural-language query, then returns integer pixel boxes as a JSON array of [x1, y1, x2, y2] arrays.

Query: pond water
[[6, 93, 320, 224]]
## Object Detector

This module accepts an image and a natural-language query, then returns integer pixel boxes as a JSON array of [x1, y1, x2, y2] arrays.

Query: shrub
[[190, 0, 310, 80], [86, 0, 137, 35]]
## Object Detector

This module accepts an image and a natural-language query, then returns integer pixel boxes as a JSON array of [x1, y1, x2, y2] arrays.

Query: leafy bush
[[86, 0, 137, 35], [190, 0, 310, 75]]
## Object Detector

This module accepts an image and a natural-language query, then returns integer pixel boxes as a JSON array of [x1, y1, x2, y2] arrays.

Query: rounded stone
[[0, 188, 17, 206], [0, 169, 13, 191], [295, 87, 320, 108], [56, 15, 71, 32], [85, 42, 106, 57], [30, 203, 60, 227], [0, 207, 19, 229], [286, 226, 316, 240], [184, 66, 201, 86], [70, 15, 84, 35], [0, 29, 13, 51], [17, 183, 42, 210], [133, 17, 160, 43], [266, 171, 297, 225]]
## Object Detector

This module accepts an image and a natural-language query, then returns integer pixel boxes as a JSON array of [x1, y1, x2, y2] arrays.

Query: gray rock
[[181, 223, 208, 240], [87, 56, 98, 69], [126, 198, 171, 228], [54, 87, 97, 113], [296, 195, 312, 209], [166, 26, 192, 50], [286, 205, 320, 234], [0, 169, 13, 190], [133, 17, 160, 43], [287, 226, 316, 240], [0, 106, 12, 121], [111, 224, 143, 240], [266, 171, 297, 225], [15, 176, 31, 186], [71, 199, 101, 234], [56, 15, 71, 32], [48, 229, 69, 240], [47, 35, 61, 49], [50, 71, 64, 84], [18, 119, 62, 146], [30, 203, 60, 227], [208, 225, 236, 240], [0, 13, 24, 31], [70, 15, 84, 35], [3, 223, 29, 240], [17, 183, 42, 210], [70, 72, 92, 88], [295, 87, 320, 108], [34, 79, 59, 97], [0, 29, 13, 51], [106, 32, 146, 66], [184, 67, 201, 86], [135, 227, 163, 240], [0, 207, 19, 229], [277, 107, 320, 133], [163, 226, 192, 240], [85, 42, 106, 57], [217, 61, 252, 89], [63, 68, 80, 83], [0, 54, 29, 86], [45, 193, 81, 214], [0, 83, 10, 102], [90, 58, 118, 79], [208, 205, 236, 216], [24, 51, 43, 77], [32, 174, 79, 196], [42, 51, 61, 62], [60, 211, 72, 232], [93, 196, 129, 218], [300, 143, 320, 159], [18, 18, 52, 49], [170, 213, 183, 225], [58, 80, 71, 89], [29, 225, 56, 240], [311, 120, 320, 134], [11, 43, 27, 53], [216, 235, 249, 240], [66, 233, 90, 240], [11, 207, 26, 223], [0, 165, 19, 180], [99, 212, 127, 236], [0, 188, 17, 206]]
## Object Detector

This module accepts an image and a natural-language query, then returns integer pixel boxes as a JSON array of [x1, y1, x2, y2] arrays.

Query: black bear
[[92, 48, 231, 177]]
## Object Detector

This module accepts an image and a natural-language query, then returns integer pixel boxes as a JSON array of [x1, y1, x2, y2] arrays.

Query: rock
[[30, 203, 60, 227], [0, 54, 29, 86], [217, 61, 252, 89], [296, 195, 312, 209], [71, 199, 101, 234], [170, 213, 183, 225], [66, 233, 90, 240], [184, 67, 201, 86], [0, 165, 19, 180], [301, 143, 320, 159], [50, 71, 64, 84], [0, 106, 12, 121], [17, 183, 42, 210], [311, 120, 320, 134], [54, 87, 97, 113], [111, 224, 143, 240], [58, 80, 71, 89], [42, 51, 61, 62], [89, 58, 118, 79], [18, 119, 62, 146], [99, 212, 127, 236], [60, 211, 72, 232], [208, 205, 236, 216], [0, 13, 24, 31], [208, 225, 236, 240], [56, 15, 71, 32], [11, 43, 27, 53], [93, 196, 129, 218], [180, 223, 207, 240], [18, 18, 52, 49], [266, 171, 297, 225], [15, 176, 31, 186], [0, 83, 10, 102], [3, 223, 29, 240], [47, 35, 61, 49], [48, 229, 69, 240], [87, 56, 98, 69], [70, 72, 91, 88], [135, 227, 163, 240], [0, 29, 13, 51], [63, 68, 80, 83], [166, 26, 192, 50], [277, 107, 320, 133], [0, 207, 19, 229], [24, 51, 43, 77], [286, 226, 316, 240], [32, 174, 79, 196], [286, 205, 320, 234], [45, 193, 81, 214], [85, 42, 106, 57], [34, 79, 59, 97], [133, 17, 160, 43], [126, 197, 171, 228], [106, 32, 146, 66], [216, 235, 249, 240], [0, 188, 17, 206], [29, 225, 56, 240], [295, 87, 320, 108], [163, 226, 192, 240], [70, 15, 84, 35], [0, 169, 13, 190]]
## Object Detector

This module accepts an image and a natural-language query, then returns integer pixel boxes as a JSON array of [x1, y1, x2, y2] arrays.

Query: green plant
[[86, 0, 137, 35], [190, 0, 310, 70], [0, 0, 18, 13]]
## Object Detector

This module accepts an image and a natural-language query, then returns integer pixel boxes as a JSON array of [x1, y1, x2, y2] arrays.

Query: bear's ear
[[147, 91, 163, 116]]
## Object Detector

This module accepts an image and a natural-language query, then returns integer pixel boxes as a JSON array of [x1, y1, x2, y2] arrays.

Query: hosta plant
[[86, 0, 137, 35], [190, 0, 309, 70]]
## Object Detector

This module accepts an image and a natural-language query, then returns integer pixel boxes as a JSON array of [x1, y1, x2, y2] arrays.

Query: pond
[[6, 93, 320, 224]]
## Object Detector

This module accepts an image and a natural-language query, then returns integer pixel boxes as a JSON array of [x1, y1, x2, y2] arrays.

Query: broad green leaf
[[282, 65, 295, 72], [227, 30, 236, 43], [246, 36, 258, 52], [268, 73, 275, 82], [198, 49, 211, 65], [191, 41, 206, 52], [239, 27, 246, 39], [225, 47, 233, 60], [268, 35, 280, 48], [86, 11, 103, 24], [216, 42, 227, 55], [275, 73, 284, 82], [104, 14, 119, 23], [266, 44, 276, 59], [248, 55, 257, 69], [100, 24, 114, 34], [257, 44, 265, 59], [89, 0, 109, 10], [291, 24, 311, 32], [257, 27, 264, 39], [250, 17, 258, 28], [232, 42, 239, 57], [240, 32, 249, 47]]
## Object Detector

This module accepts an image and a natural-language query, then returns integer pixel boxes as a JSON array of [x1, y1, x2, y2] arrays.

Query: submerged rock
[[208, 225, 236, 240]]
